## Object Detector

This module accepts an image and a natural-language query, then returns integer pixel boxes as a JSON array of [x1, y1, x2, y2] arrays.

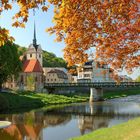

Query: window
[[39, 54, 41, 58], [84, 74, 90, 77], [30, 54, 32, 57], [48, 79, 49, 81]]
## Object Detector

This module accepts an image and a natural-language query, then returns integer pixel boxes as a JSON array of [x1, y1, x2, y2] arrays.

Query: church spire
[[33, 21, 38, 51]]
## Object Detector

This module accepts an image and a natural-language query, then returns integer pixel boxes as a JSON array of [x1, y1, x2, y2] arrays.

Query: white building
[[77, 60, 114, 82]]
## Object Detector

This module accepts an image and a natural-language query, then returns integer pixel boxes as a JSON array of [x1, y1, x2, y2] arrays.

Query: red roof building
[[23, 59, 43, 73]]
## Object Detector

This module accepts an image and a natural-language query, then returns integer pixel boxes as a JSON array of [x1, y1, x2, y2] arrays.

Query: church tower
[[26, 21, 43, 66]]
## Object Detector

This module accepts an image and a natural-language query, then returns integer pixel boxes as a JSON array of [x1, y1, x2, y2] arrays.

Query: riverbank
[[70, 117, 140, 140], [0, 92, 88, 111], [103, 88, 140, 100], [0, 88, 140, 112]]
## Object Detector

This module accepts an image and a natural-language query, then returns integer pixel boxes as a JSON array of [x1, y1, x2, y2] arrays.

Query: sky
[[0, 4, 139, 79], [0, 4, 65, 57]]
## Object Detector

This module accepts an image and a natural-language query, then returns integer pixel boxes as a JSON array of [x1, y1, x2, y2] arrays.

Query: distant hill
[[15, 44, 67, 68]]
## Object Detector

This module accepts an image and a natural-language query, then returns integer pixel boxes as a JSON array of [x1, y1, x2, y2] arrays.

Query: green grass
[[103, 88, 140, 100], [0, 92, 88, 111], [0, 88, 140, 112], [70, 117, 140, 140]]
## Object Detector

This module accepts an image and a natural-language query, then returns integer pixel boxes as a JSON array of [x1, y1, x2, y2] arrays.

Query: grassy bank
[[70, 117, 140, 140], [103, 88, 140, 100], [0, 92, 88, 111], [0, 88, 140, 111]]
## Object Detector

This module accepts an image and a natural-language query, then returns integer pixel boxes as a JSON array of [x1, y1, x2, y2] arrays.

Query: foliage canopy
[[17, 46, 67, 67], [0, 42, 22, 88], [0, 0, 140, 73]]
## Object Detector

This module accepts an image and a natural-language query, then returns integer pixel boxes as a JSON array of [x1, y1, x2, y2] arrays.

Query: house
[[43, 67, 73, 83], [44, 69, 68, 83], [77, 60, 114, 82]]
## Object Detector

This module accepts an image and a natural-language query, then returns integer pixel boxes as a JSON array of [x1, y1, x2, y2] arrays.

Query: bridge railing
[[44, 82, 140, 88]]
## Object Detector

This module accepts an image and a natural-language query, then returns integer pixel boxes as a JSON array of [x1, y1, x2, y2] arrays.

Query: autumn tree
[[0, 0, 140, 74]]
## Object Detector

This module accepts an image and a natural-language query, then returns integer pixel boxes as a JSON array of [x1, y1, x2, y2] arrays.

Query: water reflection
[[0, 101, 140, 140]]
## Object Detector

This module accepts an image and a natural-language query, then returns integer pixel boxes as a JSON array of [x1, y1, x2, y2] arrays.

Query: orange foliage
[[0, 0, 139, 72]]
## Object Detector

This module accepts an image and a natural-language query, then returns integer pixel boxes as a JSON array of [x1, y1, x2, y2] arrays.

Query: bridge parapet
[[44, 82, 140, 102], [44, 82, 140, 88]]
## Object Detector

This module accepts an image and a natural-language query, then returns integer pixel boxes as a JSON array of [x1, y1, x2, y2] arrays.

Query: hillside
[[15, 44, 67, 68]]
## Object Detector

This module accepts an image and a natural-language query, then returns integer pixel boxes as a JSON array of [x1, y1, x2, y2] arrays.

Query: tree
[[26, 75, 35, 91], [0, 0, 140, 73], [14, 46, 67, 68], [135, 76, 140, 82], [0, 42, 22, 90]]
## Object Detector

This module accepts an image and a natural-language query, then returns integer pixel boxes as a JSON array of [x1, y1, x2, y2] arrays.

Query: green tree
[[15, 46, 67, 68], [135, 76, 140, 82], [0, 42, 22, 90], [43, 51, 67, 68], [26, 75, 35, 91]]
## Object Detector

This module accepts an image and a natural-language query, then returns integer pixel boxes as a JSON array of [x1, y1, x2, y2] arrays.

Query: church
[[19, 23, 44, 91], [4, 21, 73, 91], [4, 22, 44, 92]]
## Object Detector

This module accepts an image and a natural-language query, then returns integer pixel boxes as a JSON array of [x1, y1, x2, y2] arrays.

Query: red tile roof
[[23, 59, 43, 73]]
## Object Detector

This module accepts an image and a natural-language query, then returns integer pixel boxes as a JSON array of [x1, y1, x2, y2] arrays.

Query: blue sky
[[0, 4, 65, 57], [0, 4, 139, 79]]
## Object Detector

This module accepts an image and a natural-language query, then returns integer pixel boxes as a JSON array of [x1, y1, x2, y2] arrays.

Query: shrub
[[0, 94, 9, 110]]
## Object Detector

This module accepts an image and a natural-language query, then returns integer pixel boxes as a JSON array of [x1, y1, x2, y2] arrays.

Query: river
[[0, 95, 140, 140]]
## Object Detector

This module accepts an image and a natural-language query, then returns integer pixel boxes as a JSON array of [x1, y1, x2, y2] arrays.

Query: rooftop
[[23, 59, 43, 73]]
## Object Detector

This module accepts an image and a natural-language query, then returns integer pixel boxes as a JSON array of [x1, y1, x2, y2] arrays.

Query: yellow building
[[44, 69, 68, 83]]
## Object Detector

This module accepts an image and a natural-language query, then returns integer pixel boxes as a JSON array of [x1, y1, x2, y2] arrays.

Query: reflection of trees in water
[[0, 111, 71, 140], [0, 102, 140, 140], [0, 125, 22, 140], [78, 115, 109, 135]]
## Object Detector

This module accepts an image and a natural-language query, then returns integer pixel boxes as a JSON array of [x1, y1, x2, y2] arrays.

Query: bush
[[16, 90, 35, 95], [0, 94, 9, 110]]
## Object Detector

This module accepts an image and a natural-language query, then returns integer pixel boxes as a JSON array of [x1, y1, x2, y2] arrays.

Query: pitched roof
[[47, 69, 68, 79], [23, 59, 43, 73]]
